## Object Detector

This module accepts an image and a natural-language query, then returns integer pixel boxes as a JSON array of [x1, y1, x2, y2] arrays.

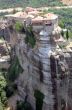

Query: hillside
[[62, 0, 72, 5], [48, 8, 72, 37], [0, 0, 64, 9]]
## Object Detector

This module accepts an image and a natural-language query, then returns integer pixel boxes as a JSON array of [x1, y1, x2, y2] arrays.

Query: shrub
[[59, 20, 65, 28], [5, 85, 14, 98], [9, 25, 14, 32], [0, 71, 7, 109], [34, 90, 44, 101], [39, 61, 43, 82], [34, 90, 44, 110], [0, 73, 7, 90], [15, 21, 24, 32], [12, 9, 17, 14], [16, 100, 33, 110], [5, 83, 17, 98], [0, 100, 3, 110], [1, 91, 7, 104], [66, 29, 69, 40], [7, 57, 23, 82], [69, 31, 72, 39], [61, 30, 64, 38], [25, 26, 36, 48], [12, 83, 18, 90]]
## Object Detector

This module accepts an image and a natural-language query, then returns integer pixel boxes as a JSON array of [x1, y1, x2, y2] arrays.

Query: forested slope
[[0, 0, 63, 9], [48, 8, 72, 38]]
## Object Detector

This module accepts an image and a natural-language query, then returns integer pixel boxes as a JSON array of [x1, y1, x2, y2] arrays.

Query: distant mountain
[[0, 0, 63, 9]]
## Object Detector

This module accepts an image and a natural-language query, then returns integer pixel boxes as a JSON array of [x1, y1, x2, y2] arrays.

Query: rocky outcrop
[[15, 28, 70, 110], [0, 19, 71, 110], [16, 32, 54, 110], [64, 52, 72, 110]]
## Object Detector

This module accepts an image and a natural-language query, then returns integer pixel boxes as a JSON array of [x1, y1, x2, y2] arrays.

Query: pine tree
[[66, 30, 69, 40]]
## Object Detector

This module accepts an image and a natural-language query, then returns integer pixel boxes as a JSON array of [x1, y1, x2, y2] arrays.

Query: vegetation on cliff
[[7, 56, 23, 82], [25, 26, 36, 48], [16, 100, 33, 110], [0, 70, 7, 110], [15, 21, 24, 32], [34, 90, 44, 110], [0, 55, 23, 109]]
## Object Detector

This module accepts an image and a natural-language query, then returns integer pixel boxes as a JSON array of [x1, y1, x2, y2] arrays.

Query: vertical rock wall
[[64, 52, 72, 110], [15, 30, 56, 110], [0, 19, 71, 110]]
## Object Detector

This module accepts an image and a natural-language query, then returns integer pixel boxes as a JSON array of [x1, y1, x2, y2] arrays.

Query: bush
[[61, 30, 64, 37], [15, 21, 24, 32], [69, 31, 72, 39], [0, 73, 7, 90], [25, 26, 36, 48], [1, 91, 7, 105], [66, 29, 69, 40], [16, 100, 33, 110], [5, 85, 14, 98], [12, 83, 18, 90], [59, 20, 65, 28], [39, 61, 43, 82], [0, 100, 3, 110], [7, 57, 23, 82], [34, 90, 44, 110], [12, 9, 17, 14], [0, 71, 7, 109], [5, 83, 17, 98]]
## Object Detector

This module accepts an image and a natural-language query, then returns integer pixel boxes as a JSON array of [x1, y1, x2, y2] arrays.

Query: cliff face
[[0, 19, 72, 110], [64, 52, 72, 110], [16, 32, 55, 110], [15, 29, 70, 110]]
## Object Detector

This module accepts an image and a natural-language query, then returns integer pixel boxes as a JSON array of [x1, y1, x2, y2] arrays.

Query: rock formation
[[0, 7, 72, 110], [14, 9, 70, 110]]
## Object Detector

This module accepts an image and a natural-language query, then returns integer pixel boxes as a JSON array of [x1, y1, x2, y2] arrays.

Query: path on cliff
[[38, 5, 72, 10], [0, 7, 23, 13], [0, 5, 72, 14]]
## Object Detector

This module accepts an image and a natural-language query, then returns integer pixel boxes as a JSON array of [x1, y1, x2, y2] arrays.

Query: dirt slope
[[61, 0, 72, 5]]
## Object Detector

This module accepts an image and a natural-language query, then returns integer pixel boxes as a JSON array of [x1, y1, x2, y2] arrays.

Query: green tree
[[0, 71, 7, 109], [15, 21, 24, 32], [0, 99, 3, 110], [59, 20, 65, 29], [34, 90, 44, 110], [0, 72, 7, 90], [7, 57, 23, 82], [25, 26, 36, 48], [66, 30, 69, 40], [61, 30, 64, 37]]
